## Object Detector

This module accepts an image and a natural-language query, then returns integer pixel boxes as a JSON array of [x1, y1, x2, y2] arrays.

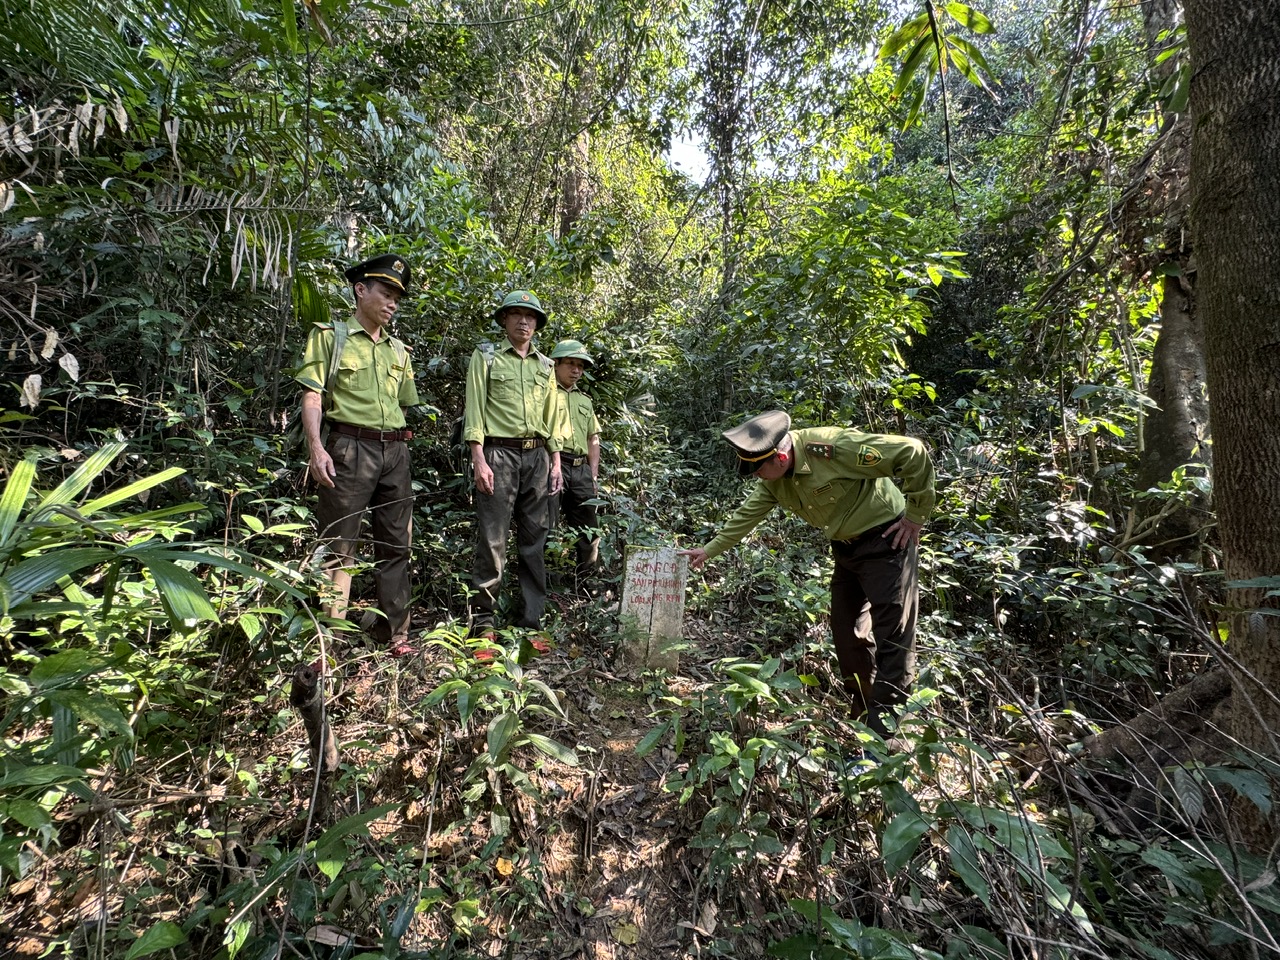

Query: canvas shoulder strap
[[321, 320, 349, 415]]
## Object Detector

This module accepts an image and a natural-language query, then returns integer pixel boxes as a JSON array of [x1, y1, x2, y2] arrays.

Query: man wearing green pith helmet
[[462, 291, 569, 634], [550, 339, 602, 591]]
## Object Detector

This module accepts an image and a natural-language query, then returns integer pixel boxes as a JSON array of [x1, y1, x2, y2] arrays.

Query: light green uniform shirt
[[703, 426, 936, 560], [558, 386, 601, 455], [296, 321, 419, 430], [462, 341, 566, 452]]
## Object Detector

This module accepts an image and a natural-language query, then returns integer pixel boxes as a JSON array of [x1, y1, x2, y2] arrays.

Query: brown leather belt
[[564, 454, 588, 467], [486, 437, 544, 450], [330, 422, 413, 442]]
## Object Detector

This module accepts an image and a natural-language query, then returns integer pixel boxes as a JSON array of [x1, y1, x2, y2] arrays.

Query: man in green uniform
[[462, 291, 568, 634], [680, 410, 936, 737], [550, 339, 602, 591], [297, 253, 420, 658]]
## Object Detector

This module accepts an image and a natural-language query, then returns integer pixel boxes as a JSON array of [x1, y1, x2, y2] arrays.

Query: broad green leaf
[[79, 466, 185, 514], [879, 13, 930, 60], [314, 802, 398, 862], [487, 712, 519, 762], [946, 42, 987, 91], [3, 798, 53, 832], [903, 80, 929, 129], [524, 733, 578, 766], [124, 920, 187, 959], [950, 35, 997, 82], [281, 0, 298, 51], [943, 2, 995, 34], [224, 918, 251, 959], [636, 721, 671, 757], [130, 547, 305, 600], [32, 442, 125, 517], [0, 454, 37, 546], [241, 515, 265, 534], [948, 824, 990, 908], [1202, 765, 1272, 815], [317, 854, 343, 881], [29, 648, 110, 686], [44, 689, 134, 738], [137, 556, 218, 625], [0, 671, 30, 696], [882, 810, 932, 874], [0, 763, 86, 789], [894, 35, 935, 97], [0, 547, 116, 609]]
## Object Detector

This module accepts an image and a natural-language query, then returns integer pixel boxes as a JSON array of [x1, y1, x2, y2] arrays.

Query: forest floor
[[3, 584, 894, 959]]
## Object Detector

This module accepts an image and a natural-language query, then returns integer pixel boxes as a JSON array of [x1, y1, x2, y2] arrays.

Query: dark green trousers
[[829, 529, 919, 734], [315, 434, 413, 644], [554, 459, 599, 582], [471, 444, 550, 630]]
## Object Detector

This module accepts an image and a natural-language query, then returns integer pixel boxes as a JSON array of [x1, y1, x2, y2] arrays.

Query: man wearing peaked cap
[[550, 339, 603, 592], [462, 290, 569, 637], [296, 253, 420, 658], [681, 410, 937, 743], [344, 252, 411, 292], [723, 409, 791, 476]]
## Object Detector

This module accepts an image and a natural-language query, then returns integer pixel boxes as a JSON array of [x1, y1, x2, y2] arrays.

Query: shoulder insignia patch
[[805, 442, 834, 460], [857, 445, 883, 466]]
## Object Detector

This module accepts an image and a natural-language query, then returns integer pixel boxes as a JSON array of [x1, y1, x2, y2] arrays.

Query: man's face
[[555, 357, 586, 389], [752, 453, 789, 481], [355, 280, 403, 326], [501, 308, 539, 345]]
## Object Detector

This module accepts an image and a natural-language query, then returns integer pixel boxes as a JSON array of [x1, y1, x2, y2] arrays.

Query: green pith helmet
[[493, 290, 548, 329], [550, 339, 593, 365]]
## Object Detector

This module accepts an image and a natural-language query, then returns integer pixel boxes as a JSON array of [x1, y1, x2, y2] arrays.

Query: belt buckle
[[522, 439, 536, 450]]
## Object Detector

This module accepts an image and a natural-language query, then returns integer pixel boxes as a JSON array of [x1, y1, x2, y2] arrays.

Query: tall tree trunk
[[1135, 1, 1209, 511], [1138, 270, 1207, 492], [1186, 0, 1280, 847]]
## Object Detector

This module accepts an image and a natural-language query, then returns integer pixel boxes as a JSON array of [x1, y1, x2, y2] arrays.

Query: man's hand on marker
[[678, 547, 708, 570]]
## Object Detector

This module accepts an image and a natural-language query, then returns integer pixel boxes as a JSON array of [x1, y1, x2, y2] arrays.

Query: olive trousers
[[315, 433, 414, 644], [471, 444, 550, 630], [829, 529, 919, 736]]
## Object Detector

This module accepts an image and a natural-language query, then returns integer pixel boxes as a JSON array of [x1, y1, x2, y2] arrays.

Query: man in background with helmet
[[550, 339, 602, 592], [462, 291, 568, 635], [297, 253, 419, 658]]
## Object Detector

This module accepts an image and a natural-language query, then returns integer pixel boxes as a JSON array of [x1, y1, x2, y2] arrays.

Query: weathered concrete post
[[619, 545, 688, 671]]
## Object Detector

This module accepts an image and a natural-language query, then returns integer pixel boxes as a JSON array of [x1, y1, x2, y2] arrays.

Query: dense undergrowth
[[2, 390, 1274, 960]]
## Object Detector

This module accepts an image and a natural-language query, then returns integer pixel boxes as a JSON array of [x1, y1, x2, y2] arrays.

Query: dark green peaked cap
[[723, 410, 791, 476], [345, 253, 410, 292]]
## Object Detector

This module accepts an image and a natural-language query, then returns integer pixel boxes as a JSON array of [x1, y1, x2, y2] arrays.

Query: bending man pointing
[[681, 410, 936, 738]]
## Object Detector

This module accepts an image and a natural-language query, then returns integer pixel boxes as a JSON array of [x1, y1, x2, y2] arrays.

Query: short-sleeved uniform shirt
[[703, 426, 936, 560], [296, 321, 419, 430], [462, 341, 566, 452], [558, 386, 600, 455]]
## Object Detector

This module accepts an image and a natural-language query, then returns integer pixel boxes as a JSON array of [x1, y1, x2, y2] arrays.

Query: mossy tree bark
[[1186, 0, 1280, 846]]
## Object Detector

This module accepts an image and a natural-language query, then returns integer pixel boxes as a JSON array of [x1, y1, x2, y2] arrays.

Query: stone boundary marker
[[619, 545, 688, 671]]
